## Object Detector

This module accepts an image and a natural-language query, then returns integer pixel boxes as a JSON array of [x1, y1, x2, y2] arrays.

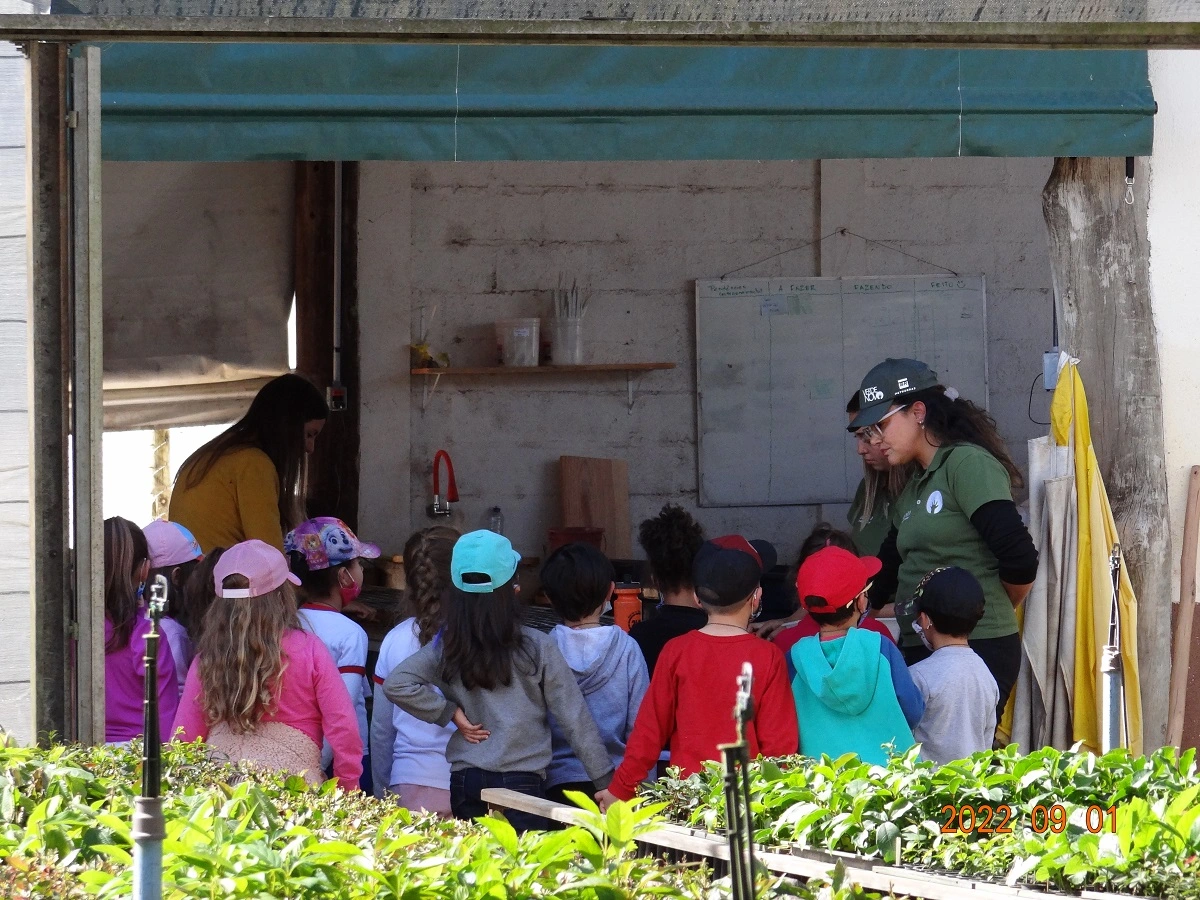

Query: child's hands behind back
[[594, 788, 618, 812], [451, 708, 490, 743]]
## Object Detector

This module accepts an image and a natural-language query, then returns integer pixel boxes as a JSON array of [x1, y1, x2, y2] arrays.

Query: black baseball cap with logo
[[846, 358, 940, 431], [894, 566, 985, 623]]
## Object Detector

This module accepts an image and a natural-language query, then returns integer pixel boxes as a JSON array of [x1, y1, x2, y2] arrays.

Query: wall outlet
[[1043, 349, 1060, 391], [326, 383, 348, 411]]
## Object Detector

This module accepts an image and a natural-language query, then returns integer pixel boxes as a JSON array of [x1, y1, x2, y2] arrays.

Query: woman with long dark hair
[[383, 530, 612, 832], [851, 358, 1038, 717], [169, 374, 329, 552]]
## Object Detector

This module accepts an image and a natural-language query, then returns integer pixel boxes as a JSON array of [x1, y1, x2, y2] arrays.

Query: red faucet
[[431, 449, 458, 517]]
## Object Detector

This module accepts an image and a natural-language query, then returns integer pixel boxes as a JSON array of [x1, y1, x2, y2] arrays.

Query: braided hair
[[402, 526, 461, 646]]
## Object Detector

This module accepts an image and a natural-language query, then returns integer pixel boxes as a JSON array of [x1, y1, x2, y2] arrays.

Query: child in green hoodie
[[789, 547, 924, 766]]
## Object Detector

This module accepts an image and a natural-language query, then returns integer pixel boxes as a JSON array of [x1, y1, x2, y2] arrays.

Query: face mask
[[339, 570, 362, 606], [913, 618, 933, 651]]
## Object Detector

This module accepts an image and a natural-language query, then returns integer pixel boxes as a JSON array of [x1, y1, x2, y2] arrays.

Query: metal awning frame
[[11, 4, 1182, 746], [3, 15, 1200, 48]]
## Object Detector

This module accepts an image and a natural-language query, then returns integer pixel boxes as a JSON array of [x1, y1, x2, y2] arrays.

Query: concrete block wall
[[820, 157, 1057, 474], [357, 158, 1054, 567]]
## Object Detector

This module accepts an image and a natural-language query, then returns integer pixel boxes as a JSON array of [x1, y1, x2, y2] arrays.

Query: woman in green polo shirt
[[845, 391, 911, 556], [850, 358, 1038, 715]]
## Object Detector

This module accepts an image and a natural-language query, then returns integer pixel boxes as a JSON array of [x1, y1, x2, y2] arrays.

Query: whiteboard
[[696, 275, 987, 507]]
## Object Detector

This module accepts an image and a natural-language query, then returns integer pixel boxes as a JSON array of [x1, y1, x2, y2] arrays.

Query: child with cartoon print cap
[[285, 517, 381, 791]]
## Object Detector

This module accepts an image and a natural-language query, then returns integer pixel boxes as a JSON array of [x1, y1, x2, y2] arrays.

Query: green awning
[[95, 44, 1154, 162]]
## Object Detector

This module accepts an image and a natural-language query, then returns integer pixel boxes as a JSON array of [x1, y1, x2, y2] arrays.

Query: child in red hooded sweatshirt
[[597, 536, 798, 809]]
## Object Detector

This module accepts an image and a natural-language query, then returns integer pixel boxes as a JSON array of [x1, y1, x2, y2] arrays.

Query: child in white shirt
[[285, 517, 380, 790], [371, 526, 460, 815]]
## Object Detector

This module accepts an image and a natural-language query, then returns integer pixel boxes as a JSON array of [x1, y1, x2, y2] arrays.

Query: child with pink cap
[[173, 539, 363, 790], [143, 519, 205, 696]]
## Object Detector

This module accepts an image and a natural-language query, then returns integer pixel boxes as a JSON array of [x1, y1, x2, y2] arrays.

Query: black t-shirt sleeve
[[970, 499, 1039, 585], [868, 526, 901, 609]]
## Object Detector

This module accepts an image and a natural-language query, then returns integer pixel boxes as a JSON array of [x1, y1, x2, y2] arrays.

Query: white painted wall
[[1149, 51, 1200, 637], [0, 39, 31, 744], [357, 159, 1055, 566]]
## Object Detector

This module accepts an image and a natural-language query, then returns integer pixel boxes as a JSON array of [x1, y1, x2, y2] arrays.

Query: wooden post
[[27, 41, 72, 744], [1042, 157, 1172, 751], [151, 428, 170, 520], [70, 45, 106, 747], [294, 161, 360, 526], [1168, 466, 1200, 748]]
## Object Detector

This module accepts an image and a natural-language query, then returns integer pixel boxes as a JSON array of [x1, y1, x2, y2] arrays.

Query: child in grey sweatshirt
[[540, 543, 650, 805], [383, 531, 612, 832]]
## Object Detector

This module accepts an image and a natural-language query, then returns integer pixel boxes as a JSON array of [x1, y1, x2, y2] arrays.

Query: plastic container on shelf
[[495, 318, 541, 367], [550, 318, 584, 365]]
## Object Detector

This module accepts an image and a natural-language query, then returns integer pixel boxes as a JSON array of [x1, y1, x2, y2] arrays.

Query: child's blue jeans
[[449, 768, 549, 833]]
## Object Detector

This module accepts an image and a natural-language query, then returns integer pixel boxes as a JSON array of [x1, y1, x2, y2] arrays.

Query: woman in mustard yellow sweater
[[170, 374, 329, 553]]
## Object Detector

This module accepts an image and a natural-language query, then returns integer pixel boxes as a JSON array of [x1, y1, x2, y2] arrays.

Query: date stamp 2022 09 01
[[939, 803, 1119, 835]]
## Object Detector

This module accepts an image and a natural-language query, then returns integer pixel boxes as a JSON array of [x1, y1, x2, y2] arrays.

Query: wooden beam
[[1042, 157, 1172, 752], [3, 16, 1200, 49], [294, 161, 360, 526], [27, 41, 72, 745]]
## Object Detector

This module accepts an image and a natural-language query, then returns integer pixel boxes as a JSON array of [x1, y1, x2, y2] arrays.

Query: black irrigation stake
[[132, 573, 168, 900], [718, 662, 757, 900]]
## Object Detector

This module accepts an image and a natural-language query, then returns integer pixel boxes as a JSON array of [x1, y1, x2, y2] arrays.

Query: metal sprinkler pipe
[[1100, 544, 1125, 753], [718, 662, 757, 900], [132, 574, 168, 900]]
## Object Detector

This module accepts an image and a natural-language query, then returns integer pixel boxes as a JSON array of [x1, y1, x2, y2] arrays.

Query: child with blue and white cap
[[383, 530, 613, 832]]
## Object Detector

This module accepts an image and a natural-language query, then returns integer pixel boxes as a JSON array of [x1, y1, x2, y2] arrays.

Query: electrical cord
[[1028, 372, 1051, 426]]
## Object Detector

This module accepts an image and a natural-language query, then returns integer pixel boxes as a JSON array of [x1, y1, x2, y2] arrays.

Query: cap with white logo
[[847, 358, 940, 431]]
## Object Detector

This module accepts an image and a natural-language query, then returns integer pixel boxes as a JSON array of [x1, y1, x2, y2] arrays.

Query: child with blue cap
[[383, 530, 613, 831]]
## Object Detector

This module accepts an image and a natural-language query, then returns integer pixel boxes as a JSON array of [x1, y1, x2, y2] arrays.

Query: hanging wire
[[838, 228, 960, 276], [719, 230, 841, 280], [1028, 372, 1051, 426], [719, 227, 960, 280]]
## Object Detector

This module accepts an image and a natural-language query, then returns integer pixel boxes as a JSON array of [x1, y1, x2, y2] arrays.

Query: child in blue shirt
[[540, 543, 649, 806], [788, 546, 924, 766]]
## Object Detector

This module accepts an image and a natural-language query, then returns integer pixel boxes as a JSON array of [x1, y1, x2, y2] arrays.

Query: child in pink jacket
[[174, 540, 362, 790]]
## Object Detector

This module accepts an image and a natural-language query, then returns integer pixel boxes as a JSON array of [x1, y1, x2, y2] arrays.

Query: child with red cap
[[596, 536, 798, 810], [788, 546, 924, 766]]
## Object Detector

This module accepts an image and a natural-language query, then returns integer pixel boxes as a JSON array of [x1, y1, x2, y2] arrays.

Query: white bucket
[[495, 318, 541, 367]]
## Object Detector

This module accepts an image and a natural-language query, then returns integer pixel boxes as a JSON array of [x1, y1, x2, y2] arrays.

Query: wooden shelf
[[411, 363, 675, 376], [412, 362, 676, 412]]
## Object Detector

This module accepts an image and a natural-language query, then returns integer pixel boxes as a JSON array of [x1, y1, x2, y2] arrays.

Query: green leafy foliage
[[642, 744, 1200, 897], [0, 739, 879, 899]]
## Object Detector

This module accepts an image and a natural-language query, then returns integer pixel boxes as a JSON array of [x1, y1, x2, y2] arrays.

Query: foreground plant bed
[[642, 745, 1200, 898], [0, 739, 889, 899]]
